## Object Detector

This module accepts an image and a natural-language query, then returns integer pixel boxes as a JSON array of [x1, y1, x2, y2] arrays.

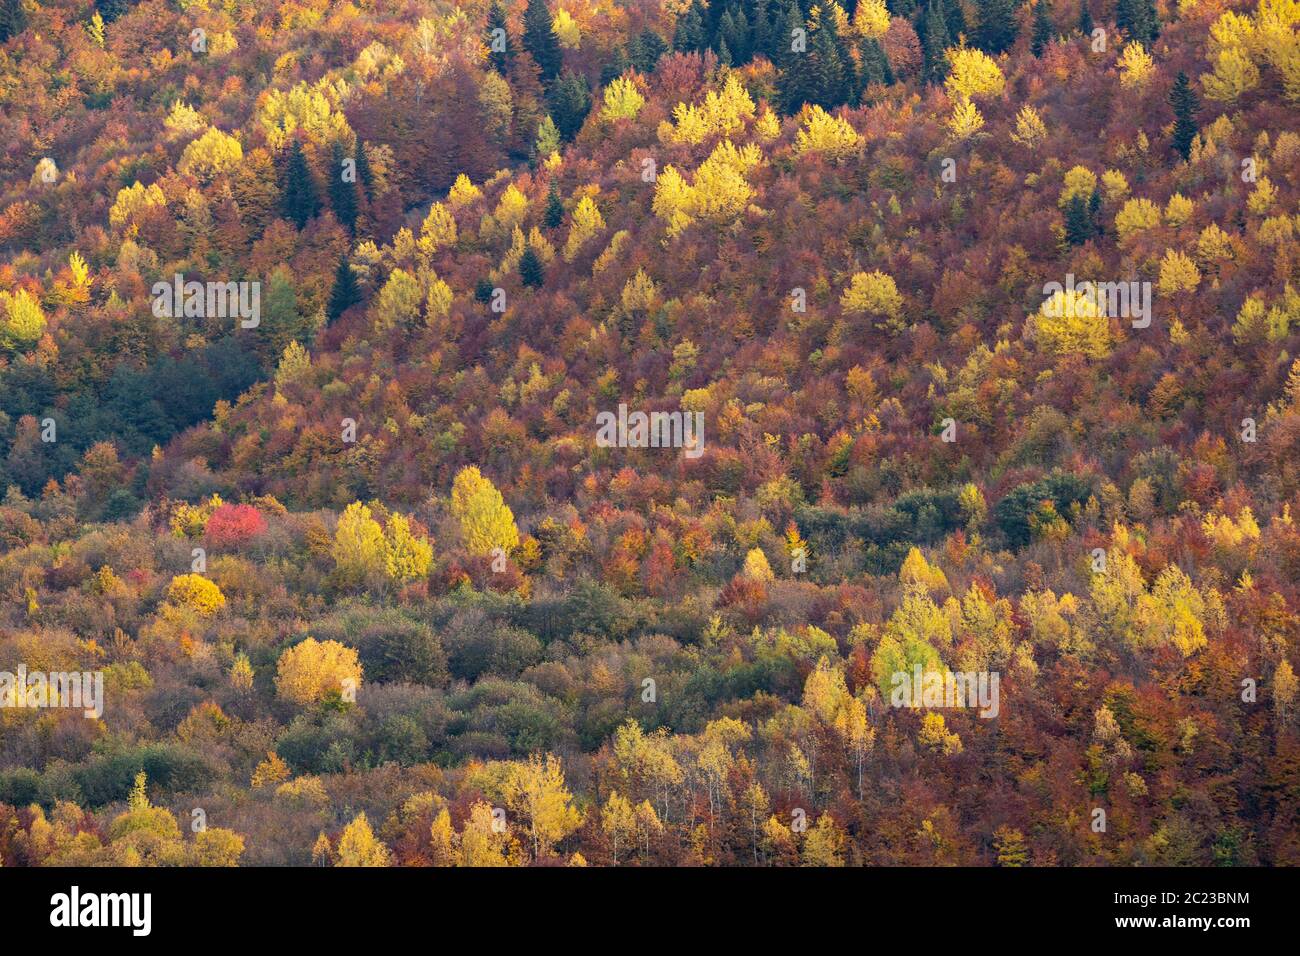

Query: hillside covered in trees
[[1, 0, 1299, 867]]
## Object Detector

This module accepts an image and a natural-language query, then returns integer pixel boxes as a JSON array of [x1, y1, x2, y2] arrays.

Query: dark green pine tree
[[354, 139, 374, 200], [919, 0, 952, 85], [1169, 71, 1199, 161], [810, 15, 852, 108], [974, 0, 1019, 54], [1078, 2, 1094, 37], [750, 0, 773, 59], [1032, 0, 1054, 56], [858, 37, 894, 93], [544, 183, 564, 229], [775, 0, 816, 112], [600, 46, 631, 85], [943, 0, 967, 42], [486, 1, 514, 75], [717, 36, 733, 67], [889, 0, 918, 18], [0, 0, 29, 43], [97, 0, 134, 24], [280, 140, 320, 229], [673, 0, 707, 52], [629, 29, 667, 73], [523, 0, 563, 82], [1063, 195, 1093, 245], [327, 255, 361, 322], [547, 71, 591, 140], [1116, 0, 1159, 45], [519, 246, 545, 288], [1087, 188, 1102, 234], [328, 141, 359, 234], [725, 5, 753, 62]]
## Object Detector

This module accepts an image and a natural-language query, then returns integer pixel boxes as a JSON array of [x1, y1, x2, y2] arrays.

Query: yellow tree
[[1118, 42, 1154, 88], [742, 547, 775, 583], [451, 466, 519, 556], [601, 76, 645, 121], [1031, 288, 1112, 358], [417, 202, 457, 260], [563, 195, 606, 261], [334, 812, 390, 866], [794, 105, 863, 160], [0, 289, 47, 352], [503, 754, 583, 859], [841, 270, 903, 327], [601, 791, 637, 864], [459, 801, 511, 866], [801, 813, 846, 866], [899, 546, 949, 593], [383, 512, 433, 585], [178, 128, 244, 182], [332, 502, 387, 585], [165, 574, 226, 617], [945, 48, 1006, 100], [945, 98, 986, 141], [275, 638, 362, 705]]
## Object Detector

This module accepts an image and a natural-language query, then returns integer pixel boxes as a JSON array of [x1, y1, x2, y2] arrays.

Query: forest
[[0, 0, 1298, 867]]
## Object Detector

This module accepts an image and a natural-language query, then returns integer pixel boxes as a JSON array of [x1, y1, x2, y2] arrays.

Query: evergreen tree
[[629, 30, 667, 74], [673, 0, 707, 52], [1063, 195, 1093, 245], [919, 0, 952, 85], [943, 0, 967, 42], [1116, 0, 1159, 45], [280, 140, 321, 229], [523, 0, 563, 82], [547, 71, 591, 140], [519, 246, 545, 287], [717, 37, 733, 68], [600, 46, 631, 86], [544, 182, 564, 229], [750, 0, 773, 59], [327, 255, 361, 322], [1087, 189, 1102, 233], [974, 0, 1019, 54], [889, 0, 918, 18], [0, 0, 29, 43], [96, 0, 133, 24], [859, 37, 895, 92], [1032, 0, 1054, 56], [775, 0, 816, 112], [486, 1, 514, 75], [1078, 2, 1094, 38], [354, 139, 374, 200], [1169, 71, 1198, 161], [329, 141, 359, 234], [810, 15, 851, 108]]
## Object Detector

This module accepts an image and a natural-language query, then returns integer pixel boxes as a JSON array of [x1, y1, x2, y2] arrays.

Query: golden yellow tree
[[274, 637, 362, 705], [332, 502, 387, 585], [602, 76, 645, 121], [165, 574, 226, 617], [504, 754, 583, 859], [334, 812, 390, 866], [840, 270, 903, 326], [451, 466, 520, 556]]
